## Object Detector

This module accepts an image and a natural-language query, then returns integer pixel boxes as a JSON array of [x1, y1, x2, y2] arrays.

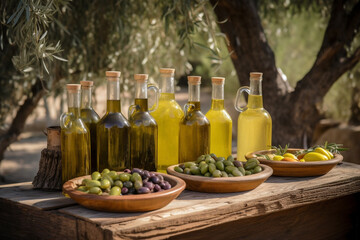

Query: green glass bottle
[[205, 77, 232, 157], [80, 81, 100, 172], [151, 68, 184, 173], [129, 74, 159, 171], [60, 84, 91, 183], [179, 76, 210, 163], [97, 71, 130, 172]]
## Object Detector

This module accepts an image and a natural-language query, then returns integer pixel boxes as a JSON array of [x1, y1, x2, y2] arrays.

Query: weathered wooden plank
[[0, 198, 79, 240], [58, 162, 360, 227], [0, 182, 76, 210]]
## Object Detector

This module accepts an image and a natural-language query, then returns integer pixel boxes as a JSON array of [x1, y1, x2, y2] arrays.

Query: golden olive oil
[[60, 84, 91, 184], [97, 100, 130, 172], [237, 90, 272, 161], [151, 92, 183, 172], [130, 98, 158, 171], [206, 99, 232, 157], [179, 101, 210, 163]]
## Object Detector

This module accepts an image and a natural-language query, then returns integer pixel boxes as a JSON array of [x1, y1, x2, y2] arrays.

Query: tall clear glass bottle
[[129, 74, 159, 171], [235, 72, 272, 161], [205, 77, 232, 157], [97, 71, 130, 172], [60, 84, 91, 183], [80, 81, 100, 172], [179, 76, 210, 163], [151, 68, 184, 172]]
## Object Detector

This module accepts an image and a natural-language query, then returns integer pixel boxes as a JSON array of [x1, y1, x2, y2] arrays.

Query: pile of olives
[[174, 154, 262, 177], [77, 168, 172, 196]]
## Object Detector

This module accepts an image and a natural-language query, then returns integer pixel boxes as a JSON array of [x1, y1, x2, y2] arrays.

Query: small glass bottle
[[151, 68, 184, 172], [205, 77, 232, 157], [97, 71, 130, 172], [235, 72, 272, 161], [60, 84, 91, 183], [129, 74, 159, 171], [80, 81, 100, 172], [179, 76, 210, 163]]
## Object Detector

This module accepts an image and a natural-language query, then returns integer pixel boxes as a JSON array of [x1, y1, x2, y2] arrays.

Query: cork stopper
[[250, 72, 263, 80], [80, 81, 93, 89], [187, 76, 201, 85], [66, 84, 81, 93], [211, 77, 225, 85], [134, 74, 148, 82], [106, 71, 121, 78], [160, 68, 175, 76]]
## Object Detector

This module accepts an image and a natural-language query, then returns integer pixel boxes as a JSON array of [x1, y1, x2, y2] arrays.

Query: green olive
[[100, 179, 111, 189], [184, 162, 196, 168], [204, 172, 211, 177], [217, 157, 226, 162], [190, 165, 201, 175], [134, 180, 143, 190], [174, 166, 184, 173], [212, 170, 222, 177], [245, 170, 252, 176], [184, 168, 191, 175], [109, 186, 121, 196], [227, 155, 234, 162], [89, 186, 102, 195], [102, 174, 114, 185], [81, 178, 91, 186], [196, 155, 206, 163], [232, 169, 243, 177], [77, 186, 88, 192], [200, 164, 209, 175], [223, 160, 234, 167], [101, 169, 110, 175], [221, 171, 228, 177], [238, 167, 246, 176], [225, 166, 236, 174], [131, 173, 142, 182], [208, 163, 216, 174], [119, 173, 130, 182], [108, 171, 118, 180], [86, 180, 101, 188], [114, 180, 123, 188], [91, 171, 101, 181], [253, 166, 262, 173], [215, 161, 225, 171], [244, 161, 257, 170]]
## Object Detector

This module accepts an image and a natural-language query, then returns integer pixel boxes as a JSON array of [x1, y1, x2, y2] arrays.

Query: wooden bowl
[[166, 164, 272, 193], [63, 172, 186, 212], [246, 149, 343, 177]]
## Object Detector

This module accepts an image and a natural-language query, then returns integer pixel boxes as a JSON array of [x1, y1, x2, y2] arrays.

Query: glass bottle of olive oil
[[235, 72, 272, 161], [205, 77, 232, 157], [80, 81, 100, 172], [151, 68, 184, 172], [60, 84, 91, 184], [179, 76, 210, 163], [97, 71, 130, 172], [129, 74, 159, 171]]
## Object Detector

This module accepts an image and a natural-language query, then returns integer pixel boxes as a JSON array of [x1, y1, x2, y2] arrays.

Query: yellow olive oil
[[206, 99, 232, 157], [130, 98, 158, 171], [151, 93, 183, 172], [179, 101, 210, 163], [97, 100, 130, 172], [60, 84, 91, 184], [236, 73, 272, 161]]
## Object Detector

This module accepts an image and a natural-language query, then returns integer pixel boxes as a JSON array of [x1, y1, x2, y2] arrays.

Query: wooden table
[[1, 162, 360, 240]]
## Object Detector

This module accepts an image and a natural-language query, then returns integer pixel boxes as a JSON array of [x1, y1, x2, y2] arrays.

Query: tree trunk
[[349, 86, 360, 125], [211, 0, 360, 147], [0, 78, 46, 160]]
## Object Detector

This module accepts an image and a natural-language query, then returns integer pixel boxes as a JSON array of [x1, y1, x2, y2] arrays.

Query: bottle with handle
[[97, 71, 130, 172], [235, 72, 272, 161], [179, 76, 210, 163], [129, 74, 159, 171], [151, 68, 184, 173], [205, 77, 232, 157], [80, 81, 100, 172], [60, 84, 91, 183]]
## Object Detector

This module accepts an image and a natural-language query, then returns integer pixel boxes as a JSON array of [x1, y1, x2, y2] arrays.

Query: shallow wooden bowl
[[246, 148, 343, 177], [63, 172, 186, 212], [167, 164, 272, 193]]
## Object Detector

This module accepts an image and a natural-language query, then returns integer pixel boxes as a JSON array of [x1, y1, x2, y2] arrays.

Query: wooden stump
[[32, 126, 62, 190]]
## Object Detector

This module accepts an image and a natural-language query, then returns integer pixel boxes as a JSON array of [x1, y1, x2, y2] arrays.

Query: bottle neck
[[81, 87, 92, 109], [135, 81, 147, 99], [188, 83, 200, 102], [67, 90, 81, 117], [107, 77, 120, 101], [160, 75, 175, 94], [248, 79, 263, 109]]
